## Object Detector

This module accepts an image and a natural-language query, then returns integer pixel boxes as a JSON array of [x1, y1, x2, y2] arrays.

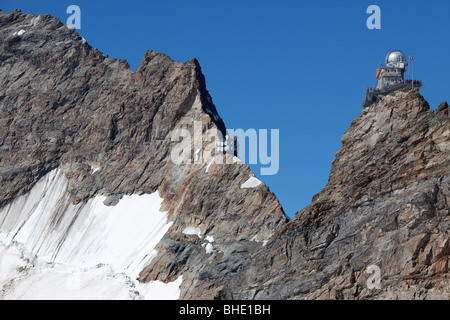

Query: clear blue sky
[[3, 1, 449, 219]]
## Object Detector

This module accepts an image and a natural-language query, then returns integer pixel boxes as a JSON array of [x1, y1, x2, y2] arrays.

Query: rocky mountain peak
[[0, 9, 448, 300], [220, 88, 449, 299], [0, 10, 286, 299]]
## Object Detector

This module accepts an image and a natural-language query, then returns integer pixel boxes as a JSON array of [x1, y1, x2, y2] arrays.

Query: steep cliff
[[222, 89, 449, 299], [0, 10, 286, 299]]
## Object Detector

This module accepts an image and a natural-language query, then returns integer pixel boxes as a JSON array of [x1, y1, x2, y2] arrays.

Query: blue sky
[[2, 1, 449, 219]]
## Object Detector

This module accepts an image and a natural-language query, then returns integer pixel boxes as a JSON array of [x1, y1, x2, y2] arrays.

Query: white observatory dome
[[385, 50, 406, 64]]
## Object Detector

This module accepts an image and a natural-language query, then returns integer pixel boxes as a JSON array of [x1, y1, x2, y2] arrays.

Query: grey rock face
[[0, 10, 286, 299], [221, 89, 449, 300]]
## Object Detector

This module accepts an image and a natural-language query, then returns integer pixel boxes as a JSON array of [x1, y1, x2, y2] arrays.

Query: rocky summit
[[0, 10, 286, 299], [220, 90, 449, 299], [0, 10, 448, 300]]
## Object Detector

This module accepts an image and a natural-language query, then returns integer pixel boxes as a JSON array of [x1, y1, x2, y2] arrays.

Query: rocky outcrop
[[0, 10, 286, 299], [221, 89, 449, 299]]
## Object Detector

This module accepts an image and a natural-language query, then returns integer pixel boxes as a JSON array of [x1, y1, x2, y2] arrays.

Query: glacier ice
[[0, 169, 180, 300]]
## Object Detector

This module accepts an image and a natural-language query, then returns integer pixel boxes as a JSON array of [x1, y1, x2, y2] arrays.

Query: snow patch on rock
[[182, 226, 202, 238], [250, 234, 269, 247], [203, 243, 214, 254], [0, 168, 180, 299], [90, 165, 100, 174], [201, 234, 215, 254], [240, 176, 262, 189], [13, 29, 26, 36]]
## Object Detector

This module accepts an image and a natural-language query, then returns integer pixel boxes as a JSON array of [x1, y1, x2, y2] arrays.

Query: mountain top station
[[364, 50, 422, 109]]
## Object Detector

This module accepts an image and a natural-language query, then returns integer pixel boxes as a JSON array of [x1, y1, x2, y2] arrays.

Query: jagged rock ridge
[[221, 89, 449, 299], [0, 9, 286, 299]]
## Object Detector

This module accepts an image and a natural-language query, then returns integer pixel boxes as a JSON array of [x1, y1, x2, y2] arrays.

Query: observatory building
[[364, 50, 422, 108], [376, 50, 408, 90]]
